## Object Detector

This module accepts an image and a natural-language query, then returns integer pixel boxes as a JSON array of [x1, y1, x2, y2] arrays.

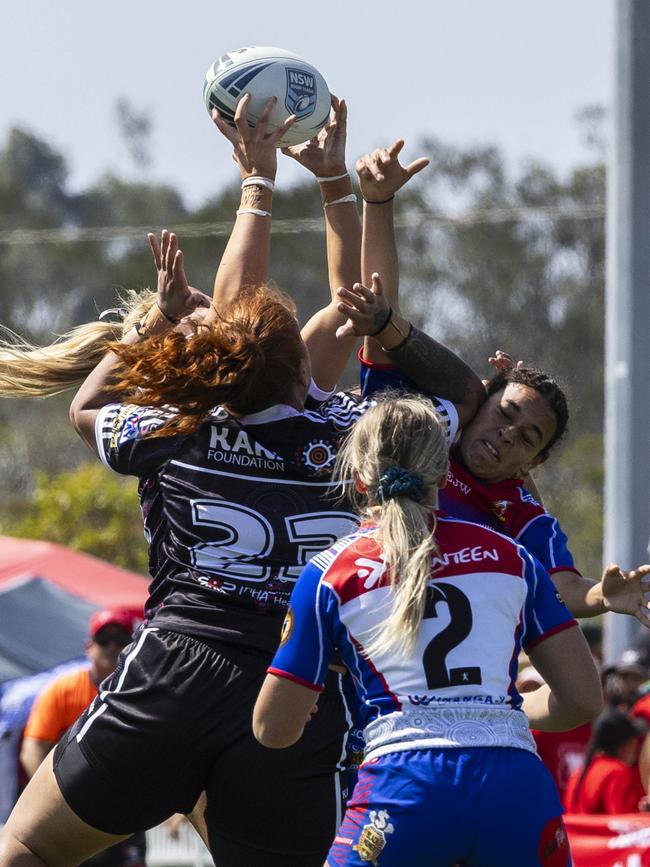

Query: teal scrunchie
[[376, 466, 425, 503]]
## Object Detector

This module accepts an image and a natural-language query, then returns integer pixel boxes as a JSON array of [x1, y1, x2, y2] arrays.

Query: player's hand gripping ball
[[204, 46, 331, 147]]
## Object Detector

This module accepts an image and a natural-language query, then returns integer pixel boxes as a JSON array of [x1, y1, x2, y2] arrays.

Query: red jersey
[[533, 724, 592, 798], [564, 756, 645, 814]]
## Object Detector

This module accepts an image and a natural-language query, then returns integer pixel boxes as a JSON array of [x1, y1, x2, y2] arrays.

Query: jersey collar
[[239, 404, 304, 425]]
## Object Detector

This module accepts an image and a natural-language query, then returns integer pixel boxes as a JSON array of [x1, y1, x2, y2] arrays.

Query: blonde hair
[[0, 290, 156, 397], [335, 395, 450, 658]]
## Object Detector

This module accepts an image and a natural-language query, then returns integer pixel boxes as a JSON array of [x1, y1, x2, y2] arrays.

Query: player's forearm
[[369, 320, 486, 423], [299, 177, 361, 392], [322, 175, 360, 298], [521, 684, 597, 732], [552, 570, 605, 618], [362, 199, 399, 306], [362, 199, 399, 365], [210, 184, 274, 314], [524, 629, 603, 730]]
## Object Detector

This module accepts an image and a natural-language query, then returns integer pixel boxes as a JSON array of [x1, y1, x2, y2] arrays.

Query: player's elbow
[[252, 716, 302, 749], [69, 397, 82, 433], [564, 678, 604, 727]]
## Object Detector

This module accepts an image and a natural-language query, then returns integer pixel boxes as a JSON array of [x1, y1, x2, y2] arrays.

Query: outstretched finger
[[335, 318, 356, 340], [631, 565, 650, 583], [165, 233, 178, 274], [336, 301, 366, 324], [211, 108, 239, 145], [160, 229, 170, 269], [370, 272, 385, 297], [234, 94, 252, 140], [255, 96, 277, 139], [172, 249, 187, 287], [337, 283, 375, 305], [333, 96, 347, 131], [270, 113, 296, 147], [148, 233, 162, 271], [387, 139, 405, 160], [404, 157, 430, 178]]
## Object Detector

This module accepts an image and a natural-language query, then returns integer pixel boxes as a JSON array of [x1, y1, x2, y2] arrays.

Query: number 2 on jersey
[[422, 582, 482, 689]]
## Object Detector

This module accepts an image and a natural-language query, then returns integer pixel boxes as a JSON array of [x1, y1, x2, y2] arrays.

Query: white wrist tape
[[323, 194, 358, 208], [241, 176, 275, 191], [315, 172, 350, 183], [236, 208, 272, 217]]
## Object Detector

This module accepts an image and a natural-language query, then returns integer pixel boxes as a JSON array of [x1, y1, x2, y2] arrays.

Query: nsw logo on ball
[[285, 68, 317, 119]]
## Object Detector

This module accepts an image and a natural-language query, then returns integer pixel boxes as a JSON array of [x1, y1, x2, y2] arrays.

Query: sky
[[0, 0, 614, 208]]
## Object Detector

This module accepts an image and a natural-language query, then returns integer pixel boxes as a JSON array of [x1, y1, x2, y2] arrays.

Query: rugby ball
[[203, 46, 331, 147]]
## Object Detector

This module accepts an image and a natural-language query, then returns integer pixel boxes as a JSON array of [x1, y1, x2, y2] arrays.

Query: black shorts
[[53, 627, 349, 862]]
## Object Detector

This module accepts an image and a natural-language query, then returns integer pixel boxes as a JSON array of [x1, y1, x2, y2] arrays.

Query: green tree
[[0, 462, 148, 574]]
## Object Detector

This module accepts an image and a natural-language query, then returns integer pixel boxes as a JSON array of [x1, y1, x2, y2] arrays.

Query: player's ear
[[521, 452, 549, 475]]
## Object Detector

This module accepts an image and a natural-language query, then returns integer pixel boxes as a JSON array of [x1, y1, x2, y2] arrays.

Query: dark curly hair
[[485, 366, 569, 457]]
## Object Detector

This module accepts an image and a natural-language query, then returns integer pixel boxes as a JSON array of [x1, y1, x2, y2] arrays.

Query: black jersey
[[96, 388, 458, 652]]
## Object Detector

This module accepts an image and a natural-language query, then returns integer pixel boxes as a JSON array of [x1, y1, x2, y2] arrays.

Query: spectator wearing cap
[[564, 709, 649, 814], [20, 608, 141, 777], [20, 608, 145, 867], [602, 651, 649, 711]]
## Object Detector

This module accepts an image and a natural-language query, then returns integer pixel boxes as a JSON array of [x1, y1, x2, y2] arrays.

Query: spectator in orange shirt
[[21, 608, 146, 867], [21, 609, 139, 775], [564, 709, 649, 815]]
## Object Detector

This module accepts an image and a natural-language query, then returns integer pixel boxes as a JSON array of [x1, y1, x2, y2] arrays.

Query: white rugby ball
[[203, 46, 331, 148]]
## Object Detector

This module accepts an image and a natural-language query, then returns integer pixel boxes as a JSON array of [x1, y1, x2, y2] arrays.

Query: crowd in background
[[518, 627, 650, 816]]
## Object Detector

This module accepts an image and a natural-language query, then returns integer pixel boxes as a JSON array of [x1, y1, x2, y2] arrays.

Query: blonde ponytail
[[334, 395, 450, 658], [0, 290, 157, 397]]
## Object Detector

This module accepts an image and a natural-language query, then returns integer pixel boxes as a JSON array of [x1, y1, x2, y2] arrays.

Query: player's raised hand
[[335, 273, 391, 340], [487, 350, 524, 372], [148, 230, 209, 323], [601, 563, 650, 628], [356, 139, 429, 203], [211, 94, 296, 181], [281, 95, 348, 179]]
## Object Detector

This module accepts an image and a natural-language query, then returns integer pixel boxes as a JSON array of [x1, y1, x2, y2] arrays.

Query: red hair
[[111, 285, 303, 437]]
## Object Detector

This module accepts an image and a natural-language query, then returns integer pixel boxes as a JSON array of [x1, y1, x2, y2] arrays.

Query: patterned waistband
[[364, 705, 537, 761]]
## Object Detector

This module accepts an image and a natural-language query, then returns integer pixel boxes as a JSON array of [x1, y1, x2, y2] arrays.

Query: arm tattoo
[[386, 324, 482, 405], [241, 187, 267, 209]]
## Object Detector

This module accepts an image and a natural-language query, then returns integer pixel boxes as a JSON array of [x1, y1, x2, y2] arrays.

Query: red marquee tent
[[0, 536, 148, 609], [0, 536, 149, 681]]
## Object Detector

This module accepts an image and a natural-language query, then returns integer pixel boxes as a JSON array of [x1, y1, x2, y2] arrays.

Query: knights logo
[[285, 68, 317, 119], [491, 499, 510, 523], [353, 809, 394, 864], [279, 608, 294, 646]]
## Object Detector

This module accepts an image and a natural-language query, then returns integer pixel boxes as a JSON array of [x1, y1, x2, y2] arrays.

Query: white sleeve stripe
[[95, 404, 118, 472], [314, 580, 326, 683], [434, 397, 459, 445], [547, 521, 558, 569]]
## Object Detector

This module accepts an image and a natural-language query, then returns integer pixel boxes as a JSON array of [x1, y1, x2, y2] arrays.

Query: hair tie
[[376, 466, 425, 503]]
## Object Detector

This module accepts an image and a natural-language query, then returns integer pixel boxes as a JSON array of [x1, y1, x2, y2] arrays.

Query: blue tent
[[0, 577, 98, 682]]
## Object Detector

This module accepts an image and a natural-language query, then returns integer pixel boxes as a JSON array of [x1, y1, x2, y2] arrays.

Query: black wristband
[[362, 195, 395, 205], [369, 307, 393, 337], [382, 323, 413, 353], [157, 304, 180, 324]]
